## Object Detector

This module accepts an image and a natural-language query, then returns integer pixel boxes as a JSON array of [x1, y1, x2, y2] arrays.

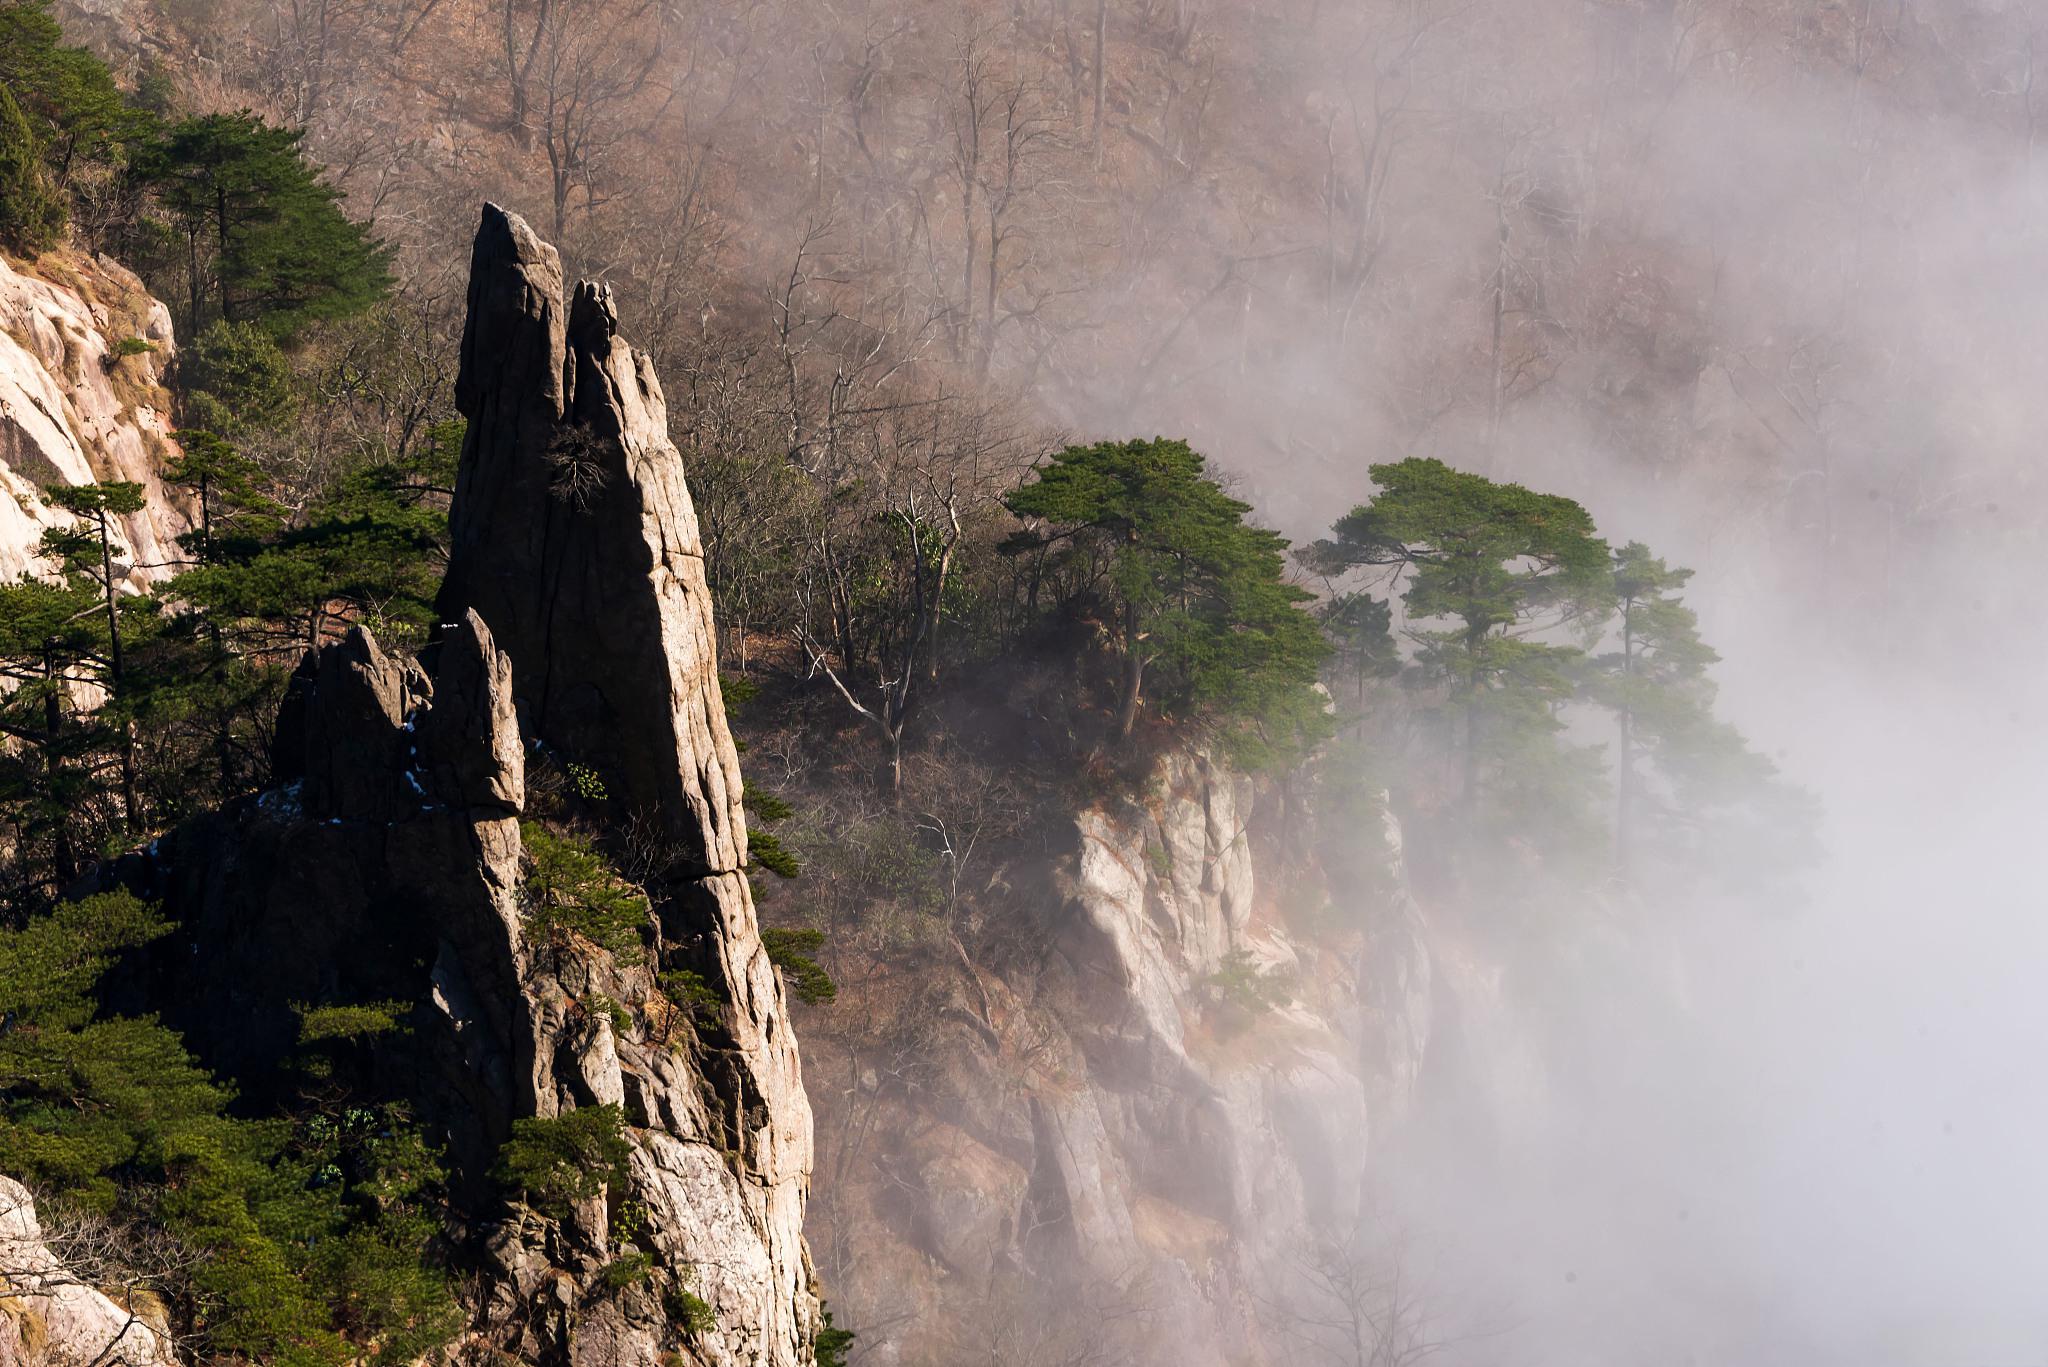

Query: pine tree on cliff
[[0, 575, 109, 894], [0, 0, 132, 191], [1589, 541, 1793, 879], [1004, 437, 1327, 755], [43, 480, 147, 829], [1306, 458, 1612, 843], [134, 111, 390, 334], [0, 82, 65, 253]]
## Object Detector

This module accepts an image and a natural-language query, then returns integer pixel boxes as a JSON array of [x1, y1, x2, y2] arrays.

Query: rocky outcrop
[[436, 203, 814, 1358], [0, 1177, 174, 1367], [440, 205, 745, 870], [117, 207, 814, 1367], [804, 747, 1434, 1366], [0, 250, 190, 585]]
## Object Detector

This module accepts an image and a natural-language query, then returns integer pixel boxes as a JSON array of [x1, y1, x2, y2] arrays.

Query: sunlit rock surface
[[0, 250, 190, 585], [0, 1177, 175, 1367]]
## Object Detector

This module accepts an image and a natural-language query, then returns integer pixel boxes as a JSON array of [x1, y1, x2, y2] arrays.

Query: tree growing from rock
[[1006, 437, 1327, 753], [1306, 457, 1612, 840]]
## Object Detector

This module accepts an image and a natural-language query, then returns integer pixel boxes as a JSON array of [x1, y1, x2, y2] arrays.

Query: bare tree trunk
[[45, 649, 75, 887], [1616, 610, 1635, 879], [92, 510, 137, 832], [1486, 167, 1511, 465], [1115, 599, 1144, 739]]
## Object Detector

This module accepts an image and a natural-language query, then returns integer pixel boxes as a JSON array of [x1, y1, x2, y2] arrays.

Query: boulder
[[0, 1177, 175, 1367]]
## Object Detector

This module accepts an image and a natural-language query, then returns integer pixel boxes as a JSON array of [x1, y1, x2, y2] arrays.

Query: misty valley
[[0, 1, 2041, 1365]]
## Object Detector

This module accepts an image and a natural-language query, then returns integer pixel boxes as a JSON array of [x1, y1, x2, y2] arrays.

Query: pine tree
[[0, 576, 113, 898], [165, 430, 281, 564], [1004, 437, 1327, 755], [1307, 458, 1613, 840], [44, 481, 148, 830], [0, 82, 64, 253], [175, 319, 299, 437], [0, 889, 460, 1364], [135, 111, 391, 335], [1317, 591, 1399, 707], [1589, 542, 1791, 879], [0, 0, 133, 188], [0, 891, 224, 1199]]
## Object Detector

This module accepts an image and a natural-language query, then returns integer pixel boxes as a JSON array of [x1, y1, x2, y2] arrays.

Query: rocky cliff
[[109, 207, 815, 1367], [804, 746, 1435, 1365], [0, 1178, 175, 1367], [0, 249, 191, 584]]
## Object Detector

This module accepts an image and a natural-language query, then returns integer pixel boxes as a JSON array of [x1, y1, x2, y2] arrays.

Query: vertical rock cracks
[[436, 202, 815, 1367], [123, 206, 815, 1367]]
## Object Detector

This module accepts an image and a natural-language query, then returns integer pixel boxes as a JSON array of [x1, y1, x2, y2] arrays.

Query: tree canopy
[[1005, 437, 1327, 760], [135, 111, 390, 336], [1307, 458, 1610, 842]]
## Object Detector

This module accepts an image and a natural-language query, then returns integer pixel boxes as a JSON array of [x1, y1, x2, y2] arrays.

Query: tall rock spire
[[436, 203, 816, 1366], [113, 203, 814, 1367], [441, 203, 745, 873]]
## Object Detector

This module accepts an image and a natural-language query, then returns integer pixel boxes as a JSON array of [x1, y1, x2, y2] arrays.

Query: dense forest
[[0, 0, 2038, 1363]]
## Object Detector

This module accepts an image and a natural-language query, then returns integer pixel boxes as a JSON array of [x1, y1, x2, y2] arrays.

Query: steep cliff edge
[[0, 249, 190, 583], [108, 207, 815, 1367], [434, 202, 814, 1364], [803, 746, 1434, 1365]]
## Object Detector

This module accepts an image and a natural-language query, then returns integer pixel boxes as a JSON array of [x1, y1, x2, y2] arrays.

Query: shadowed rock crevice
[[440, 204, 743, 878], [107, 207, 816, 1367]]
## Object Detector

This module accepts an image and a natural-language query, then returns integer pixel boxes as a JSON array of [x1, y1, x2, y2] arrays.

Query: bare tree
[[263, 0, 374, 126], [1263, 1228, 1457, 1367], [792, 389, 1025, 794], [528, 0, 667, 243], [940, 18, 1063, 375]]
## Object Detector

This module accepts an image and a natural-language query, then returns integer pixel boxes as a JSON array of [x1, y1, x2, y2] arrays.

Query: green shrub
[[1204, 950, 1293, 1015], [601, 1252, 656, 1290], [519, 821, 648, 964], [493, 1105, 631, 1217], [610, 1195, 649, 1243], [295, 999, 406, 1044], [658, 968, 724, 1022], [665, 1279, 716, 1336], [583, 991, 632, 1036], [760, 928, 836, 1005], [815, 1306, 855, 1367], [566, 761, 609, 803]]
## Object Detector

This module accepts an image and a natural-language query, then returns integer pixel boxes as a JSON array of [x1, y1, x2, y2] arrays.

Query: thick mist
[[1081, 5, 2048, 1362], [95, 0, 2044, 1356]]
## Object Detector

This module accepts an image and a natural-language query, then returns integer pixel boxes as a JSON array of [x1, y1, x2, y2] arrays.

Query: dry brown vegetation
[[55, 0, 2048, 678]]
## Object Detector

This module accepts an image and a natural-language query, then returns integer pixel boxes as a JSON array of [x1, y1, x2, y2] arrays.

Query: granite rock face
[[436, 204, 815, 1360], [0, 250, 190, 586], [119, 205, 816, 1367], [0, 1177, 176, 1367], [440, 205, 745, 872], [806, 747, 1435, 1366]]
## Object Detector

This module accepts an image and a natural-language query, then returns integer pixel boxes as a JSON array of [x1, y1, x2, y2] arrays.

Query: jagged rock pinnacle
[[440, 202, 745, 876]]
